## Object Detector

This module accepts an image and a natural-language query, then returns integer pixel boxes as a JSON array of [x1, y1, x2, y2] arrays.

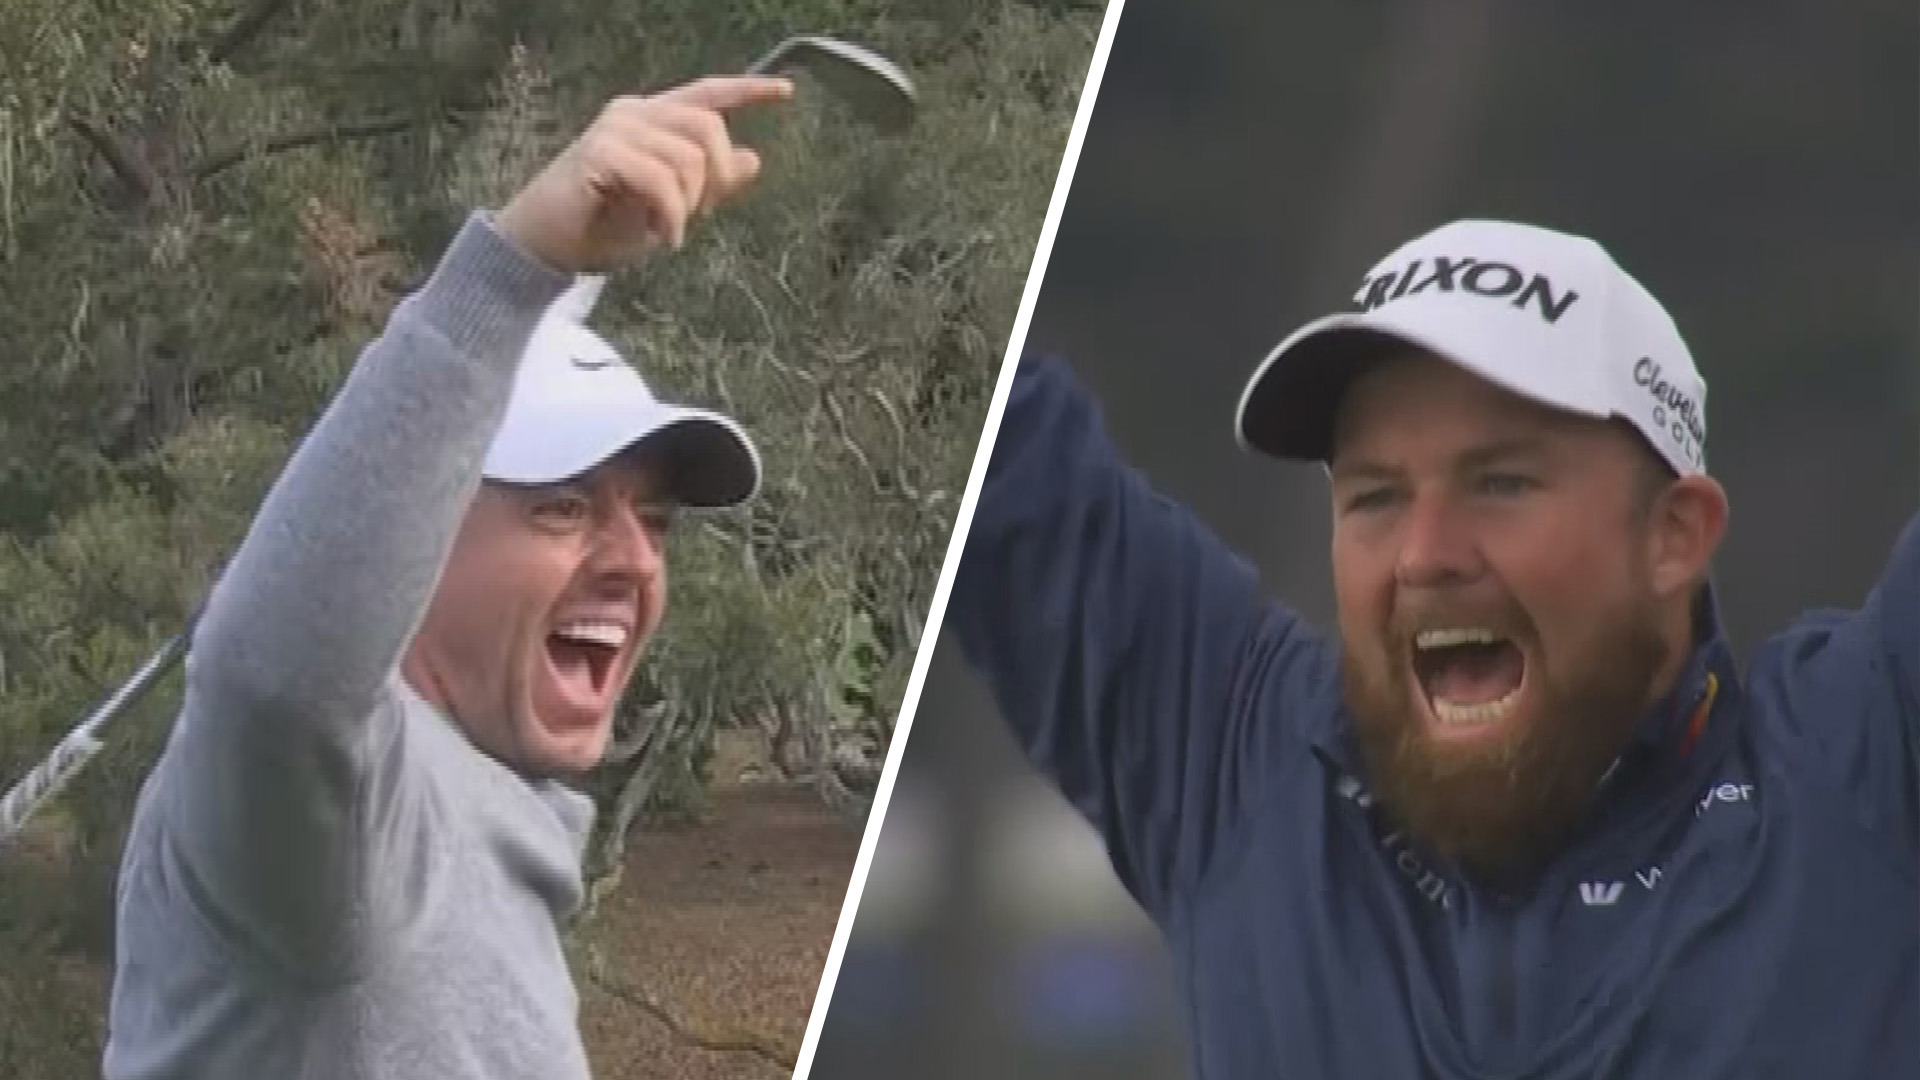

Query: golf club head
[[746, 35, 917, 135]]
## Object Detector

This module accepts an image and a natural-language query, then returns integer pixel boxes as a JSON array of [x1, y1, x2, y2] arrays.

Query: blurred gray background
[[811, 4, 1919, 1078]]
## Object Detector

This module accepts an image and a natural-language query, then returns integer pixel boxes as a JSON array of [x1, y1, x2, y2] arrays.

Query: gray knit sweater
[[103, 213, 601, 1079]]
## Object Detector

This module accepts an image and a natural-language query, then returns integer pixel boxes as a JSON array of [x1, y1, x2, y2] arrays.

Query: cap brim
[[1233, 311, 1610, 464], [1233, 314, 1421, 462], [632, 408, 761, 509]]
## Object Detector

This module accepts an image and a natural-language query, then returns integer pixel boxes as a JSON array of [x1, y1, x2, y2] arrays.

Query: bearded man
[[948, 219, 1918, 1078]]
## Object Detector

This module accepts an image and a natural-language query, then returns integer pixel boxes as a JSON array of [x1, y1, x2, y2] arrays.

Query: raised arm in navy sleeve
[[1747, 510, 1920, 853], [946, 352, 1335, 920]]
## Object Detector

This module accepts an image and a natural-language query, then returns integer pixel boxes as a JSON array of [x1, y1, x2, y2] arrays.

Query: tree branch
[[802, 680, 875, 832], [195, 117, 420, 182], [603, 702, 667, 766], [582, 962, 796, 1070], [67, 116, 159, 202], [818, 388, 885, 494], [204, 0, 297, 65], [1015, 0, 1105, 13], [193, 93, 504, 183], [584, 703, 714, 903]]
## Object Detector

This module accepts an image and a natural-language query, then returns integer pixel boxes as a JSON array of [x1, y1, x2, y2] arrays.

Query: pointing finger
[[656, 75, 794, 114]]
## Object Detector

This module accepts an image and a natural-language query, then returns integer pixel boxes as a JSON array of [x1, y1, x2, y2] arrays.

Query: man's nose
[[1394, 490, 1480, 589], [591, 505, 664, 582]]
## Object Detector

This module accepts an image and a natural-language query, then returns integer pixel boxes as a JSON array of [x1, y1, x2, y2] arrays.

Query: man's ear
[[1647, 474, 1729, 599]]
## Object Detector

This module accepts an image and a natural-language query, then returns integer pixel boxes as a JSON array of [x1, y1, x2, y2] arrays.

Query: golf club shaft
[[0, 609, 201, 844]]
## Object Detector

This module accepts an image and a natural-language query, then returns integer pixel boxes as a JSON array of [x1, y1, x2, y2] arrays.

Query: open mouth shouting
[[1410, 627, 1528, 737], [543, 618, 632, 727]]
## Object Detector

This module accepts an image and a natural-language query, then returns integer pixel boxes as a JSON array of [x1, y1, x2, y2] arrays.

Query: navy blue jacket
[[948, 352, 1920, 1079]]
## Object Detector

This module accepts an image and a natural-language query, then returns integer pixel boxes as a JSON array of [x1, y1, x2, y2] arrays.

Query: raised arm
[[153, 76, 794, 977], [1749, 509, 1920, 852], [946, 352, 1334, 919]]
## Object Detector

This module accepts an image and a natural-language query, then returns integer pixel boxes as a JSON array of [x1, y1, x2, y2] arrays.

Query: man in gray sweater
[[102, 71, 794, 1079]]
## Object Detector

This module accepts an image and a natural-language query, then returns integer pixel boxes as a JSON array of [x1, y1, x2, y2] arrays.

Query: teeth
[[1414, 627, 1521, 727], [1431, 687, 1523, 727], [554, 621, 628, 649], [1415, 627, 1501, 650]]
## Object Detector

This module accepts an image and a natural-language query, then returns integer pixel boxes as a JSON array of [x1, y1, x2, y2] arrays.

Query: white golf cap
[[482, 276, 760, 506], [1234, 219, 1708, 477]]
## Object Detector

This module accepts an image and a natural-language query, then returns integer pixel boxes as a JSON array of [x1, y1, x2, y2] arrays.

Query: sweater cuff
[[402, 210, 577, 368]]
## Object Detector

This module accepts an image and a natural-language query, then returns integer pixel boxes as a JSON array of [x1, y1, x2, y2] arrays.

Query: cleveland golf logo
[[1633, 356, 1707, 468], [1353, 255, 1580, 326]]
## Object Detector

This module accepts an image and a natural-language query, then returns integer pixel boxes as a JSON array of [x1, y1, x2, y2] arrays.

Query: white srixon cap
[[1234, 219, 1707, 477], [482, 276, 760, 506]]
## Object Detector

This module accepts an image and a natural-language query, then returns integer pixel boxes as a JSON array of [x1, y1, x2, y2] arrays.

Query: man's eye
[[1344, 488, 1398, 514], [1477, 472, 1535, 497], [636, 504, 677, 537], [535, 496, 590, 522]]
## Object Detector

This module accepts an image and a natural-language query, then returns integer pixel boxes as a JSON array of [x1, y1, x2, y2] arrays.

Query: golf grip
[[0, 732, 106, 841]]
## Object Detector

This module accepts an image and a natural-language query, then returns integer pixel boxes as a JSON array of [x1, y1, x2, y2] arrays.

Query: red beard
[[1340, 590, 1668, 884]]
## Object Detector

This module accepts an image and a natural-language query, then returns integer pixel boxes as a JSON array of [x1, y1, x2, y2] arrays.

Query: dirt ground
[[0, 768, 860, 1080], [579, 778, 862, 1079]]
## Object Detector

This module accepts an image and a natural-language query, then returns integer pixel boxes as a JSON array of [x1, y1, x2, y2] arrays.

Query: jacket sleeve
[[946, 351, 1333, 919], [1748, 510, 1920, 853], [154, 213, 572, 979]]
